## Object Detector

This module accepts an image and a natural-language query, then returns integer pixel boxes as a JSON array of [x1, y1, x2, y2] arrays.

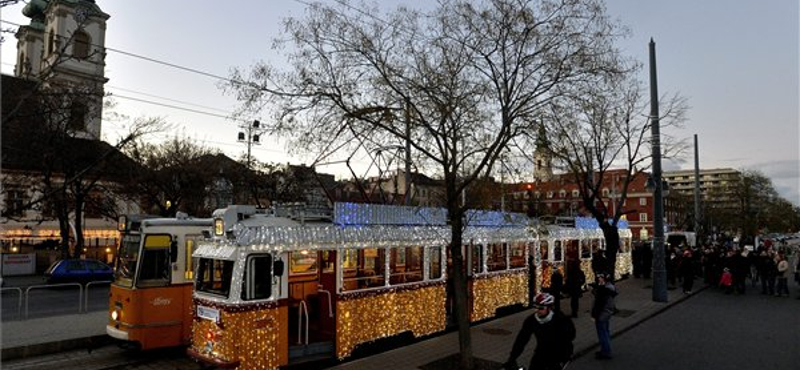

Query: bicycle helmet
[[533, 292, 555, 308]]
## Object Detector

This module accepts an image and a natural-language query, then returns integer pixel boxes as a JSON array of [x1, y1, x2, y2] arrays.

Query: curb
[[1, 335, 113, 361]]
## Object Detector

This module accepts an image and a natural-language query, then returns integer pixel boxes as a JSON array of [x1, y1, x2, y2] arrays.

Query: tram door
[[288, 250, 335, 349]]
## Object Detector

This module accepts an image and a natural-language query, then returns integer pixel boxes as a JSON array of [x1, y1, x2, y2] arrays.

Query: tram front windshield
[[196, 258, 234, 297], [115, 233, 141, 287]]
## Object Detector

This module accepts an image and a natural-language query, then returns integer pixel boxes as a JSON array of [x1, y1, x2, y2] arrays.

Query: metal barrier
[[1, 287, 24, 320], [84, 280, 112, 313], [25, 283, 83, 319]]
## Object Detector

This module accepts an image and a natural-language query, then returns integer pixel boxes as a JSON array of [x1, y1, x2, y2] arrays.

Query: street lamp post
[[649, 39, 667, 303]]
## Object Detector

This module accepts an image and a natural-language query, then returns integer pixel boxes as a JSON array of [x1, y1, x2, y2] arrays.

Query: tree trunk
[[449, 208, 474, 369], [600, 222, 620, 279]]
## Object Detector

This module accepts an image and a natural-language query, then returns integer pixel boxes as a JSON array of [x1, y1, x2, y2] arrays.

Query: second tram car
[[106, 213, 213, 350]]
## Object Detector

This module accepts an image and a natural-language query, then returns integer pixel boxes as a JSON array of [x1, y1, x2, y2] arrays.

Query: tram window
[[138, 234, 171, 287], [553, 240, 563, 262], [341, 248, 385, 291], [196, 258, 234, 297], [290, 251, 317, 275], [390, 246, 423, 285], [322, 250, 335, 273], [342, 249, 357, 270], [540, 241, 549, 261], [115, 234, 140, 287], [509, 243, 526, 268], [184, 236, 201, 280], [487, 243, 507, 272], [470, 244, 483, 274], [580, 240, 593, 260], [242, 254, 272, 301], [621, 238, 632, 253], [429, 247, 442, 280]]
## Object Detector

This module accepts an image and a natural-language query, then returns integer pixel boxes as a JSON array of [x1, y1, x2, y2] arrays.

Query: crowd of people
[[632, 238, 800, 299]]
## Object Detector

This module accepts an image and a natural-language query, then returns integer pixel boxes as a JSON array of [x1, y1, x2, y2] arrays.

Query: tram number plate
[[197, 306, 220, 322]]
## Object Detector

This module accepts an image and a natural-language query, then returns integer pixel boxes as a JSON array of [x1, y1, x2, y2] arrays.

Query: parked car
[[44, 259, 114, 284]]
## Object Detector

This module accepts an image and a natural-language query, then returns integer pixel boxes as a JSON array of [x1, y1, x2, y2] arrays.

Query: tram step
[[289, 341, 335, 361]]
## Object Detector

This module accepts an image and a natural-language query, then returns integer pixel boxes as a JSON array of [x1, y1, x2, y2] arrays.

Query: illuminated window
[[290, 251, 317, 275], [486, 243, 507, 272], [390, 246, 423, 285], [470, 244, 483, 275], [429, 247, 443, 280], [509, 243, 526, 268], [342, 248, 386, 291], [553, 240, 563, 262]]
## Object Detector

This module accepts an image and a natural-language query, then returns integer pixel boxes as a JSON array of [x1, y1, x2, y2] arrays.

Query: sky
[[1, 0, 798, 205]]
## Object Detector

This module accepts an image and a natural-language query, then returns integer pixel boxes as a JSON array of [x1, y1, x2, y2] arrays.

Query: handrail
[[84, 280, 112, 313], [297, 300, 309, 345], [317, 285, 334, 318], [1, 287, 23, 320], [25, 283, 82, 319]]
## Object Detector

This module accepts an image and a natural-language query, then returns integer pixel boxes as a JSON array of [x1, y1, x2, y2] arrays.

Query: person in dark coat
[[548, 269, 564, 314], [504, 292, 576, 370], [564, 260, 586, 318], [591, 272, 618, 360]]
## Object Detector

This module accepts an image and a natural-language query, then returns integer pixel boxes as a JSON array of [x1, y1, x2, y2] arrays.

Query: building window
[[48, 29, 55, 55], [640, 197, 647, 206], [68, 101, 88, 131], [639, 213, 648, 222], [572, 190, 579, 197], [602, 188, 609, 197], [4, 189, 26, 217], [547, 191, 553, 199], [559, 190, 566, 198], [73, 31, 91, 59]]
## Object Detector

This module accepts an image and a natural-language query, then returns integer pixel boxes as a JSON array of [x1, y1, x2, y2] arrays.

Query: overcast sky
[[2, 0, 798, 205]]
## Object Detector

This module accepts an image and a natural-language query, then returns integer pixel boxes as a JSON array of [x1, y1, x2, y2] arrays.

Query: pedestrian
[[548, 268, 564, 314], [504, 292, 576, 370], [680, 249, 695, 294], [719, 267, 733, 294], [666, 248, 677, 289], [565, 260, 586, 318], [590, 272, 618, 360], [775, 252, 789, 297], [759, 251, 776, 295]]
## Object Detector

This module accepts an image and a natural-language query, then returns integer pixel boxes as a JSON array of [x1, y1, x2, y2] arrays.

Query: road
[[568, 287, 799, 370]]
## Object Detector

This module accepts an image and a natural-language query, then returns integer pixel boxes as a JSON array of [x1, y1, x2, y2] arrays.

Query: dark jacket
[[591, 282, 618, 321], [508, 310, 576, 367]]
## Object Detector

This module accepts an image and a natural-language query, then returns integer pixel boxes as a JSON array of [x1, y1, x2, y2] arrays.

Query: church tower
[[15, 0, 110, 140], [533, 123, 553, 182]]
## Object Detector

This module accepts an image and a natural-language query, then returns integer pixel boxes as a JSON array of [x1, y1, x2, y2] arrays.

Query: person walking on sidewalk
[[590, 272, 618, 360], [504, 292, 576, 370]]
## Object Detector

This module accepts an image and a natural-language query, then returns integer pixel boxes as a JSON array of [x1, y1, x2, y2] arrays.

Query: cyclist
[[504, 292, 576, 370]]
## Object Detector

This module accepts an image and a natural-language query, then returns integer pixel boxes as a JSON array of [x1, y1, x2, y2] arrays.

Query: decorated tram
[[186, 203, 632, 369]]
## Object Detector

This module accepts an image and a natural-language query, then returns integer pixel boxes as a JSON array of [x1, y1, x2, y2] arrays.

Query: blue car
[[44, 259, 114, 284]]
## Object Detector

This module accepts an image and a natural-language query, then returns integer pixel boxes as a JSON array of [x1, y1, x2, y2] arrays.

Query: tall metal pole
[[404, 100, 412, 205], [693, 134, 701, 237], [649, 39, 667, 302]]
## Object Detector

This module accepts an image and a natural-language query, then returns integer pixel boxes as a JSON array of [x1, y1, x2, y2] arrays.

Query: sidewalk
[[328, 277, 704, 370], [1, 275, 111, 361]]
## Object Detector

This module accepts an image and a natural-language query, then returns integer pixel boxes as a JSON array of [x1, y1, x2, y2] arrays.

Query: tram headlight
[[111, 309, 119, 321]]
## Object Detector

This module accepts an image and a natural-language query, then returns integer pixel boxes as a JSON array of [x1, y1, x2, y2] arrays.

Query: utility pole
[[649, 39, 668, 303], [693, 134, 701, 238]]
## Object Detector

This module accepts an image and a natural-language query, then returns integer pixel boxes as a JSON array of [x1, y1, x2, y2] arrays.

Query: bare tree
[[223, 0, 630, 367], [540, 72, 688, 277]]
